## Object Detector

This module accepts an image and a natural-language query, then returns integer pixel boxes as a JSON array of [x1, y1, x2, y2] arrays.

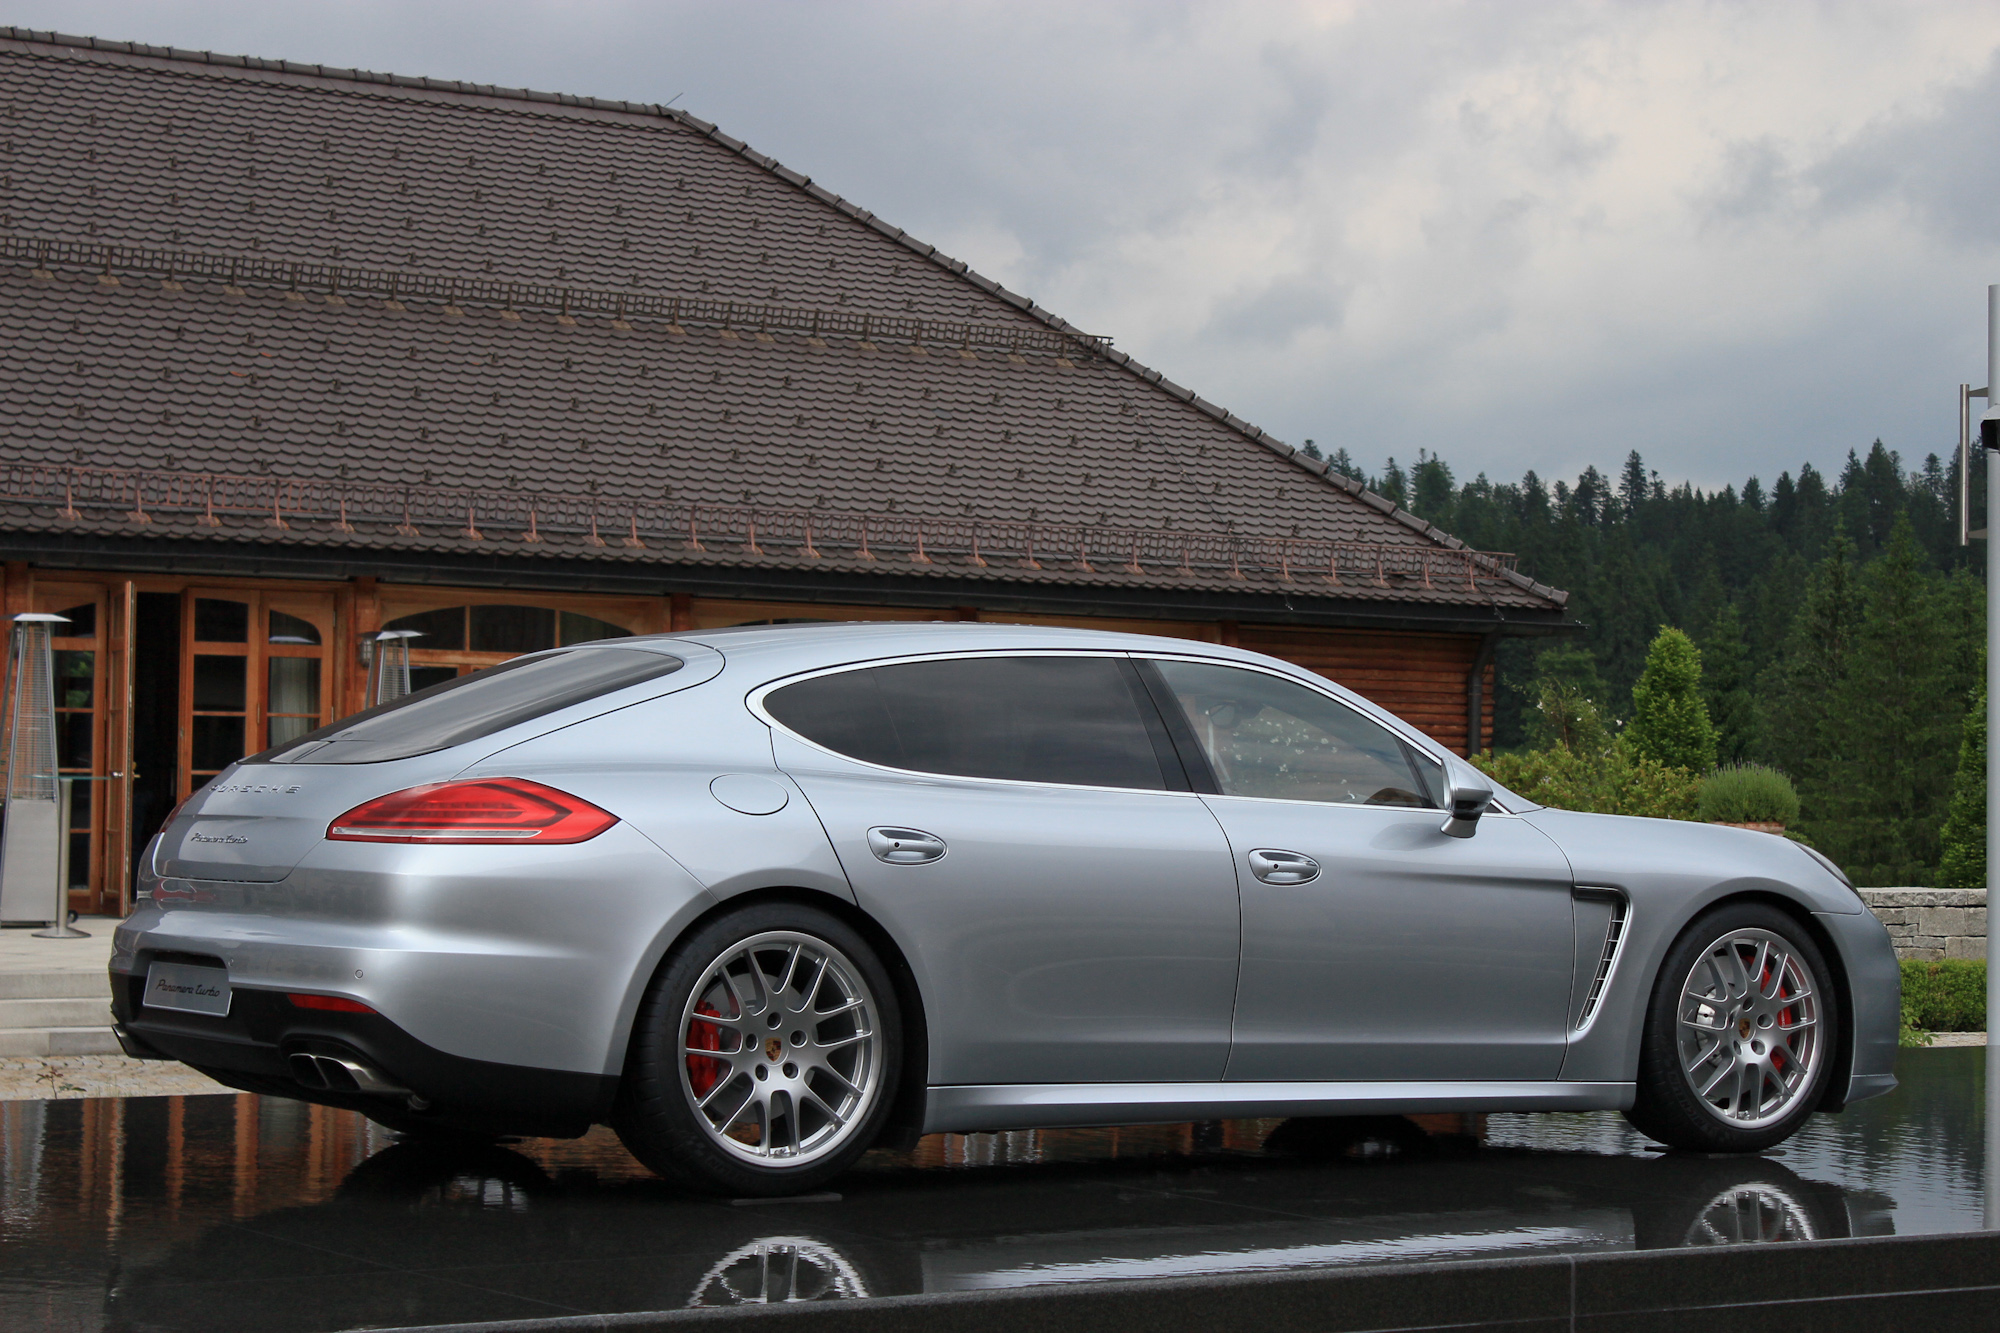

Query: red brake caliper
[[1768, 961, 1789, 1071], [687, 1001, 725, 1097]]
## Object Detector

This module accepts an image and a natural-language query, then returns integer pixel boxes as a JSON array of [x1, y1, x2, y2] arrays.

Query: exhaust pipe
[[287, 1051, 409, 1097]]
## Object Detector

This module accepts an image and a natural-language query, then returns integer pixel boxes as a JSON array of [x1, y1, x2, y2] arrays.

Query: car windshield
[[259, 647, 683, 765]]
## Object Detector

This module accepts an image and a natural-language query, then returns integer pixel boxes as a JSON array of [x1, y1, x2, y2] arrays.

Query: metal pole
[[31, 777, 85, 938], [1986, 284, 1999, 1231]]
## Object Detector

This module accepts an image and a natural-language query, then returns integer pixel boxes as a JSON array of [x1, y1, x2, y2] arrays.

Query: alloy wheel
[[679, 930, 883, 1166], [1674, 927, 1823, 1129]]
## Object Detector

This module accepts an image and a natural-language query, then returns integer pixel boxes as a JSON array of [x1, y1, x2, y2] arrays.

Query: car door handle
[[868, 827, 947, 865], [1248, 849, 1320, 885]]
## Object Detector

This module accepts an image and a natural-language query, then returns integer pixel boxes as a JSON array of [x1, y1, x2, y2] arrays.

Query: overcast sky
[[15, 0, 2000, 494]]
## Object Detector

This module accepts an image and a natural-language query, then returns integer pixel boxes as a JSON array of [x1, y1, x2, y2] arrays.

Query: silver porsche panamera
[[109, 623, 1900, 1196]]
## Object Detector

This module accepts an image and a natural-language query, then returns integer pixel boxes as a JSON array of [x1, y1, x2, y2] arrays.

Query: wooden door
[[179, 590, 335, 800], [32, 583, 112, 915]]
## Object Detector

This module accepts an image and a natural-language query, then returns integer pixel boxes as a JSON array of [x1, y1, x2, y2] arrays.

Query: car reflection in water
[[99, 1116, 1895, 1330], [4, 1048, 1976, 1333]]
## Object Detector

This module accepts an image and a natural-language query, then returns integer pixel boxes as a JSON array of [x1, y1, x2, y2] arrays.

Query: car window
[[766, 656, 1171, 790], [262, 647, 683, 764], [1148, 659, 1435, 807]]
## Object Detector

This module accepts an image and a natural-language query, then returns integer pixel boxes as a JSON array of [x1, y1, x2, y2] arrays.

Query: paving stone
[[0, 1053, 232, 1101]]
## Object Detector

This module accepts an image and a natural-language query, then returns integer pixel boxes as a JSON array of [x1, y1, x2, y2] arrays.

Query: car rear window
[[765, 655, 1173, 790], [261, 647, 683, 765]]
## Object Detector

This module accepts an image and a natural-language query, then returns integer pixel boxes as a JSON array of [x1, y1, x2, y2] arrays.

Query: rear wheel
[[616, 901, 901, 1196], [1625, 903, 1837, 1152]]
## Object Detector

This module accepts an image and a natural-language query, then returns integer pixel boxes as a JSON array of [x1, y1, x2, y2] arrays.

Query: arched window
[[379, 604, 635, 690]]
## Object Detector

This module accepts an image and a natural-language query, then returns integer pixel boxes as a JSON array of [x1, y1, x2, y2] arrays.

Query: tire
[[1628, 1154, 1849, 1249], [1624, 902, 1839, 1153], [615, 900, 902, 1197]]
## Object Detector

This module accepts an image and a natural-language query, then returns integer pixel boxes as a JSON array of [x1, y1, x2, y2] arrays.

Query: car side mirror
[[1441, 781, 1493, 839]]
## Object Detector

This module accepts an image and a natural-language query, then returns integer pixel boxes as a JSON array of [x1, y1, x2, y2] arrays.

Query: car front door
[[1141, 657, 1577, 1084], [764, 652, 1241, 1087]]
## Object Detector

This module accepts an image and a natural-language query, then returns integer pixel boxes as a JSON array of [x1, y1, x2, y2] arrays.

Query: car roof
[[616, 619, 1267, 667]]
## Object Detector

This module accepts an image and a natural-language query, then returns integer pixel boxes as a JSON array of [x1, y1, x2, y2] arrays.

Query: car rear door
[[1139, 656, 1577, 1083], [764, 652, 1241, 1086]]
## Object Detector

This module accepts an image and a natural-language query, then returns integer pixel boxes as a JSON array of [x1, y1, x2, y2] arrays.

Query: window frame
[[751, 649, 1196, 796]]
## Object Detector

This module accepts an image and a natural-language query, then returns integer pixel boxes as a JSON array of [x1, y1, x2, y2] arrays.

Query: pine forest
[[1303, 438, 1987, 887]]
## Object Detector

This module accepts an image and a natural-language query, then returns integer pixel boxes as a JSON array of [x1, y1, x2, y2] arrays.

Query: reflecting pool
[[0, 1047, 1984, 1331]]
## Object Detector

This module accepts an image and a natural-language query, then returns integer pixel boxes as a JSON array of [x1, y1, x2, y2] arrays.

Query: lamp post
[[366, 629, 423, 707], [1970, 286, 2000, 1230]]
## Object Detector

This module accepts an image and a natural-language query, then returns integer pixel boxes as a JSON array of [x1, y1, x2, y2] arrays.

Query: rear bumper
[[111, 969, 614, 1137]]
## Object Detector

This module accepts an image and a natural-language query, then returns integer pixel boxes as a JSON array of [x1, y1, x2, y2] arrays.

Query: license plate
[[142, 962, 232, 1016]]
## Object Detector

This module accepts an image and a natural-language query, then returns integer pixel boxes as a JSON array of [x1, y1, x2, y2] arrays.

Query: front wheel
[[1624, 903, 1838, 1153], [615, 901, 901, 1196]]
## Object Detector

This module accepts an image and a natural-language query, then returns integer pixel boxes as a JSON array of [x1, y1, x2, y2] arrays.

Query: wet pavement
[[0, 1046, 1985, 1332]]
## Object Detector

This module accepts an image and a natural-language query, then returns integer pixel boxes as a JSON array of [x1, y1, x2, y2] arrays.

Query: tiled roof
[[0, 29, 1567, 616]]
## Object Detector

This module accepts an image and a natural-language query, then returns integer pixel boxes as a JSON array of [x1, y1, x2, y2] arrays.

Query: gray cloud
[[11, 0, 2000, 493]]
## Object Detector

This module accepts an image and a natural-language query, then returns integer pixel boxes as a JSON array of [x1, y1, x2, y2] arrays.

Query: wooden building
[[0, 29, 1570, 915]]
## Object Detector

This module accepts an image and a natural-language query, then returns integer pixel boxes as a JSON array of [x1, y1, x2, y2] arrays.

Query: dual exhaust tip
[[287, 1051, 408, 1097]]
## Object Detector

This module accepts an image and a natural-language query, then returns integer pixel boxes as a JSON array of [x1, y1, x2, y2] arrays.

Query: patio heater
[[367, 629, 423, 707], [0, 613, 74, 930], [1962, 285, 2000, 1231]]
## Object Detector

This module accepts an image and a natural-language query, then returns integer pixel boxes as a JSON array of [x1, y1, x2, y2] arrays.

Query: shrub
[[1476, 738, 1699, 821], [1695, 764, 1801, 825], [1899, 959, 1986, 1034], [1625, 627, 1718, 774]]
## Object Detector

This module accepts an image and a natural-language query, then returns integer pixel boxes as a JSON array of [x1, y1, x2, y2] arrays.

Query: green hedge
[[1900, 960, 1986, 1039]]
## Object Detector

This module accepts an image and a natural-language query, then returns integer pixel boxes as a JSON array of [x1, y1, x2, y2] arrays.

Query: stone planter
[[1709, 821, 1786, 835]]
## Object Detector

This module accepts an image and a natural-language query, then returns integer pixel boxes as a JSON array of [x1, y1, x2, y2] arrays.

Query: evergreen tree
[[1937, 666, 1985, 890], [1376, 457, 1409, 509], [1760, 526, 1861, 800], [1813, 519, 1965, 883], [1526, 645, 1611, 752], [1410, 450, 1455, 525], [1698, 603, 1757, 763], [1626, 628, 1717, 772]]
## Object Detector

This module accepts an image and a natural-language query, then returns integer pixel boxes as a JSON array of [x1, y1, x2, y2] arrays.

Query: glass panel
[[191, 715, 246, 770], [67, 832, 90, 891], [382, 606, 467, 651], [56, 713, 92, 769], [192, 656, 248, 711], [1150, 660, 1432, 807], [766, 657, 1168, 790], [67, 782, 91, 827], [268, 716, 317, 748], [470, 604, 557, 654], [409, 666, 460, 693], [54, 650, 93, 708], [560, 611, 632, 645], [267, 648, 683, 765], [194, 598, 250, 643], [53, 603, 96, 638], [269, 610, 322, 645], [268, 657, 321, 718]]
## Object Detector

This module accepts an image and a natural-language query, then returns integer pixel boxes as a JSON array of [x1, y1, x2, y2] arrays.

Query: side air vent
[[1572, 889, 1629, 1032]]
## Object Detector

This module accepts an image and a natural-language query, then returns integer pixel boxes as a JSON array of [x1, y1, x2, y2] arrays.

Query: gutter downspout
[[1465, 630, 1501, 758]]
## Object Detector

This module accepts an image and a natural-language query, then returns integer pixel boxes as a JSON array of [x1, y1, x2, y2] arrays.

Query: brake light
[[327, 777, 617, 845], [288, 993, 376, 1014]]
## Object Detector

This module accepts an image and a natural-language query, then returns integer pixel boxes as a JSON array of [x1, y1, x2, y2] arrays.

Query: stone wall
[[1857, 889, 1987, 962]]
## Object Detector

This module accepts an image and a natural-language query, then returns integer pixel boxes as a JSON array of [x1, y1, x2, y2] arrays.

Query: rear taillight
[[327, 777, 617, 845]]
